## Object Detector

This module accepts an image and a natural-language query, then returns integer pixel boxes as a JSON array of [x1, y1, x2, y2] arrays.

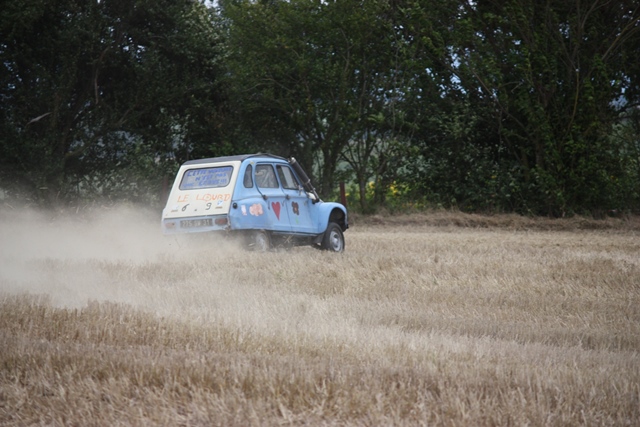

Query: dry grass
[[1, 207, 639, 426]]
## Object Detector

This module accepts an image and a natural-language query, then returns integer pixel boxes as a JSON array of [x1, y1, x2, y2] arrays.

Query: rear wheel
[[249, 230, 271, 252], [321, 222, 345, 252]]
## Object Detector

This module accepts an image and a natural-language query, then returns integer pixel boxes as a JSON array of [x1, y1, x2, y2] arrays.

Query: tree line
[[1, 0, 639, 216]]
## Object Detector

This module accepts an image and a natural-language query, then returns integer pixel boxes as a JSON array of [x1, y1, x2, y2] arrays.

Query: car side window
[[243, 164, 253, 188], [255, 164, 278, 188], [277, 165, 301, 190]]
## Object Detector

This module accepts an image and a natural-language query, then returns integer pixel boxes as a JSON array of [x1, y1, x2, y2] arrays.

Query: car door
[[276, 164, 316, 234], [255, 163, 291, 232]]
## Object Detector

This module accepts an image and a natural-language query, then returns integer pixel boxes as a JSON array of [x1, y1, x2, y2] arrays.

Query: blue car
[[161, 154, 348, 252]]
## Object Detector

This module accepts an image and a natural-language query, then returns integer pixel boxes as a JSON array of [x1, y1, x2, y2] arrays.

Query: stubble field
[[1, 207, 639, 426]]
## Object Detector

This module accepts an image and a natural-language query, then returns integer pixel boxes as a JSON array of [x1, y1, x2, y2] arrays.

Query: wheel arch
[[328, 206, 348, 231]]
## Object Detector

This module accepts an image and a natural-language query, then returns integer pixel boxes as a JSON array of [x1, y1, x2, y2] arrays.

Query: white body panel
[[162, 160, 241, 220]]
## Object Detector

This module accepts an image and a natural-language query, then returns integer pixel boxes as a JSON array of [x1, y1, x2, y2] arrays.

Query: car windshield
[[179, 166, 233, 190]]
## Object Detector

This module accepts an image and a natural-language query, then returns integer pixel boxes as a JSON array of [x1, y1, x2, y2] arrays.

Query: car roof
[[182, 153, 287, 166]]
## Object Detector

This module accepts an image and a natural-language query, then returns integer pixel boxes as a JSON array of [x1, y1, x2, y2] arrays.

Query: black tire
[[249, 230, 271, 252], [321, 222, 345, 252]]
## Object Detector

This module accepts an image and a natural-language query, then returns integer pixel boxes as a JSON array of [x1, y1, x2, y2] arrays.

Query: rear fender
[[228, 197, 273, 230]]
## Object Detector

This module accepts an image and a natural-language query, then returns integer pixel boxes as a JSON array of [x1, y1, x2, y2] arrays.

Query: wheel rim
[[329, 229, 343, 252], [254, 231, 269, 251]]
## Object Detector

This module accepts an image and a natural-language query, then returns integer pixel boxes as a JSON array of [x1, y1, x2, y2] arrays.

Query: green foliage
[[1, 0, 638, 215], [221, 0, 404, 198], [0, 0, 224, 206], [442, 0, 640, 215]]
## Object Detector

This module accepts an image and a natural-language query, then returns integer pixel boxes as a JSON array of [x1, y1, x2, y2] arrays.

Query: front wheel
[[321, 222, 345, 253]]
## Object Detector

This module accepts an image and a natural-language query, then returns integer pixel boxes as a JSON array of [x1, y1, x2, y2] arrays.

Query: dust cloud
[[0, 205, 354, 344], [0, 205, 234, 309], [1, 202, 370, 349]]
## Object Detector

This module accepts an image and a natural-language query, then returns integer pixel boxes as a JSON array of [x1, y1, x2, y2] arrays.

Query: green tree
[[364, 0, 505, 212], [221, 0, 408, 199], [452, 0, 640, 215], [0, 0, 223, 206]]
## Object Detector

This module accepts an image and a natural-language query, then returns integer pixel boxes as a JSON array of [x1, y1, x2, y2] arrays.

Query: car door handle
[[285, 194, 290, 200]]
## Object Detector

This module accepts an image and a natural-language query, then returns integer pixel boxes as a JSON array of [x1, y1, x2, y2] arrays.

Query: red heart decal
[[271, 201, 281, 220]]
